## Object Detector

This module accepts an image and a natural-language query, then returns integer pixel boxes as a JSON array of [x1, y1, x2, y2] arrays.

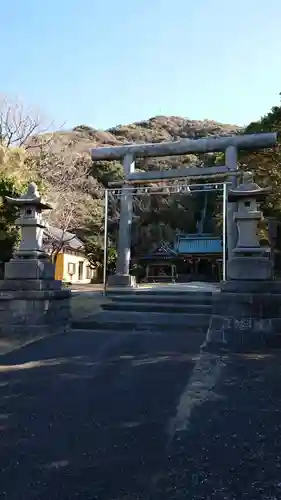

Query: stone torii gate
[[91, 132, 277, 287]]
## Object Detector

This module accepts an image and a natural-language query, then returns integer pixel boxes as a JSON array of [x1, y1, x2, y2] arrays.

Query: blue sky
[[1, 0, 280, 130]]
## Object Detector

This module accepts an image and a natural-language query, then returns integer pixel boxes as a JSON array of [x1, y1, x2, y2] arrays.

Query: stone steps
[[106, 289, 215, 298], [72, 311, 211, 332], [102, 301, 212, 314], [107, 294, 213, 305], [72, 286, 216, 335]]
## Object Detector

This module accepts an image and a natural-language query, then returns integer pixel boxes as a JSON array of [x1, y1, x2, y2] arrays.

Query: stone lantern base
[[0, 259, 71, 342], [4, 257, 55, 281], [202, 279, 281, 353], [227, 254, 273, 281], [203, 248, 279, 353]]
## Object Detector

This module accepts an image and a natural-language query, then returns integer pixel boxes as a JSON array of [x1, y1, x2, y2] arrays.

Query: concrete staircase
[[72, 285, 218, 335]]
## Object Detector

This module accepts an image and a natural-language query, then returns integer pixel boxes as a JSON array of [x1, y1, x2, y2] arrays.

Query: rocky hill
[[42, 116, 241, 180], [53, 115, 241, 154], [76, 115, 241, 144]]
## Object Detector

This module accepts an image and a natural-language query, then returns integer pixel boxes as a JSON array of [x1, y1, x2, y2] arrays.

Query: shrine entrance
[[102, 180, 228, 291], [91, 131, 276, 288]]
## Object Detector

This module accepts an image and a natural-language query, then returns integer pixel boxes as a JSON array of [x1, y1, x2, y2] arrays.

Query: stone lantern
[[6, 182, 52, 260], [227, 172, 272, 281], [0, 182, 70, 341], [4, 182, 55, 281]]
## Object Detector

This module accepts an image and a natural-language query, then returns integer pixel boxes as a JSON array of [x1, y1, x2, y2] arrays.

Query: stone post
[[0, 183, 70, 341], [107, 154, 136, 288]]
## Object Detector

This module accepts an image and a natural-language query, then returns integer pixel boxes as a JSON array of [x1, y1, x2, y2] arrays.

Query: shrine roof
[[140, 246, 177, 260], [176, 234, 222, 254]]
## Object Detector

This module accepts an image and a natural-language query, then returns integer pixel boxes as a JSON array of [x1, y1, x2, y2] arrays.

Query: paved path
[[70, 281, 220, 293], [1, 328, 281, 499], [0, 328, 204, 500], [135, 282, 220, 293]]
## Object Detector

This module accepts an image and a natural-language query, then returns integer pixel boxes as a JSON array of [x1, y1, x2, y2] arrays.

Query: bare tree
[[30, 141, 103, 261], [0, 96, 103, 263], [0, 95, 51, 148]]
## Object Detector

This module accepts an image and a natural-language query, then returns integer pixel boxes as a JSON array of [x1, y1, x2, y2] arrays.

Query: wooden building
[[174, 233, 223, 281], [139, 233, 223, 283], [139, 246, 178, 283], [43, 226, 96, 285]]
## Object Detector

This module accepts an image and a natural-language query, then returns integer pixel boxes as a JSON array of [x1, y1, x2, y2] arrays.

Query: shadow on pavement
[[0, 329, 204, 500], [1, 328, 281, 499], [155, 350, 281, 499]]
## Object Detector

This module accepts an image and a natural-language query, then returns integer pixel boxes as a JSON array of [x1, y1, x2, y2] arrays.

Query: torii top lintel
[[91, 132, 278, 161]]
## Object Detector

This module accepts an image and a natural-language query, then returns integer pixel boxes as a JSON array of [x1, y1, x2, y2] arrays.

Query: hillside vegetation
[[0, 95, 280, 270]]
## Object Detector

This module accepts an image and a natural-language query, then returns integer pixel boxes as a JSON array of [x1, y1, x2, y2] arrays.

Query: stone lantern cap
[[228, 171, 271, 202], [5, 182, 52, 210]]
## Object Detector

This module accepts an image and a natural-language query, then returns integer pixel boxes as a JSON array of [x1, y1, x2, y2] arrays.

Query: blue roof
[[141, 235, 223, 259], [176, 235, 222, 254]]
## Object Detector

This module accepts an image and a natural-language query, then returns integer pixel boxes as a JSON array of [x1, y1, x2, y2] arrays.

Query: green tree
[[0, 176, 21, 262], [241, 94, 281, 217], [84, 236, 117, 277], [90, 160, 124, 187], [0, 145, 35, 263]]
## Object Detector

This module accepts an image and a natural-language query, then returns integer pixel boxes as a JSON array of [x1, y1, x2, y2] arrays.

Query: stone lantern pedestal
[[0, 183, 70, 341], [202, 173, 281, 352]]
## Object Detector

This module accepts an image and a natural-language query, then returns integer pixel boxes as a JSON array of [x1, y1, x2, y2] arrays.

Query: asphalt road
[[1, 329, 281, 499]]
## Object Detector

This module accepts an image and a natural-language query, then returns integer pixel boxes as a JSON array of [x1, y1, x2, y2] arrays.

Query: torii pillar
[[107, 153, 136, 287], [225, 145, 238, 263]]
